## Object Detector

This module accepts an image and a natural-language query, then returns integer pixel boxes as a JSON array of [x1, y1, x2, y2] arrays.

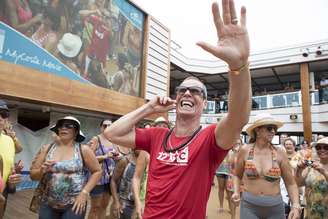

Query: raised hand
[[147, 96, 176, 114], [197, 0, 250, 70]]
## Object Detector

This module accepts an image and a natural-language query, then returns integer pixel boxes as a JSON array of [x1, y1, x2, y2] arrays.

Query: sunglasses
[[262, 125, 277, 132], [58, 123, 76, 129], [175, 86, 206, 98], [315, 144, 328, 151], [0, 110, 9, 119]]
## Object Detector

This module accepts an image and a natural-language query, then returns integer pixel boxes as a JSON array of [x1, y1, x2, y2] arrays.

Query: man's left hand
[[197, 0, 250, 70]]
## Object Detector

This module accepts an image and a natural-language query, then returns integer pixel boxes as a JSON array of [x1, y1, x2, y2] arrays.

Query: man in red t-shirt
[[105, 0, 251, 218]]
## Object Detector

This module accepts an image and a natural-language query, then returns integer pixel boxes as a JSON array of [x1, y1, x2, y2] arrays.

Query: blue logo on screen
[[0, 22, 90, 84]]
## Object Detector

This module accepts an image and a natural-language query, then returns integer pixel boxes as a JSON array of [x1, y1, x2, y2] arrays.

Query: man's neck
[[175, 116, 201, 137]]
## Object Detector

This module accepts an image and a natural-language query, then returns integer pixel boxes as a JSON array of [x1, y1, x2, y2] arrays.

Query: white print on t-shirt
[[156, 147, 188, 166]]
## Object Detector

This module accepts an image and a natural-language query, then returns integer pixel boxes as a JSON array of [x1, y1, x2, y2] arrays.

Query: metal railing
[[203, 89, 326, 114]]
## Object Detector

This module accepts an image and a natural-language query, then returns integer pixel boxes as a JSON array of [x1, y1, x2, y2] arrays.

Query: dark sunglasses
[[0, 110, 9, 119], [58, 123, 76, 129], [175, 86, 206, 98], [262, 125, 277, 132], [315, 144, 328, 151]]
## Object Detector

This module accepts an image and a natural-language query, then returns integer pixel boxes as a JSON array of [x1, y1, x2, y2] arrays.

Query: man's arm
[[197, 0, 251, 149], [132, 151, 149, 218], [110, 159, 128, 218], [104, 96, 175, 148]]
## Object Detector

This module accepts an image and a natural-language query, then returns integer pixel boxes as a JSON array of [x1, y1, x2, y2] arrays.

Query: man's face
[[175, 79, 206, 118], [0, 115, 7, 132]]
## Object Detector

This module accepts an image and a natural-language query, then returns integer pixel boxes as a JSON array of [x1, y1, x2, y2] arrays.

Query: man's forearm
[[227, 67, 252, 127], [132, 177, 142, 205], [105, 103, 153, 146]]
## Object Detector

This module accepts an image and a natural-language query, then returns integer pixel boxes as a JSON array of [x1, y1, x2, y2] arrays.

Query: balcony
[[204, 89, 328, 114]]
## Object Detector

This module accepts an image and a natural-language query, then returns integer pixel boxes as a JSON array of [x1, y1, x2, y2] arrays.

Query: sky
[[133, 0, 328, 60]]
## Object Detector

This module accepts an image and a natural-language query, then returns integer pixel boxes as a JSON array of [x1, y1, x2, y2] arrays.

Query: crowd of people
[[0, 0, 328, 219], [0, 0, 142, 96]]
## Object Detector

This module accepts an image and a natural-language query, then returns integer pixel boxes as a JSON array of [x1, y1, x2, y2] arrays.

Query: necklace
[[162, 126, 202, 153]]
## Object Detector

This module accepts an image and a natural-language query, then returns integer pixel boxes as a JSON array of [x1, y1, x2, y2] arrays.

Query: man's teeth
[[181, 101, 193, 107]]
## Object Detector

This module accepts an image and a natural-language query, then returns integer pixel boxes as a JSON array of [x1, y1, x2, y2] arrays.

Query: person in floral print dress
[[295, 137, 328, 219]]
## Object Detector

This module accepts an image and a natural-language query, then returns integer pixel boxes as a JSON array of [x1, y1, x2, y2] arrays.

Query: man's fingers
[[240, 6, 246, 27], [222, 0, 231, 24], [229, 0, 237, 24], [211, 2, 223, 36]]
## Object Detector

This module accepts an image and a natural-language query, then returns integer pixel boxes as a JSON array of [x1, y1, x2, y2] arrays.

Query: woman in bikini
[[232, 113, 300, 219]]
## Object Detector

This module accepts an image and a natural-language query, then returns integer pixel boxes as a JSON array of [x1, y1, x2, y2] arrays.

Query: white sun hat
[[57, 33, 82, 58]]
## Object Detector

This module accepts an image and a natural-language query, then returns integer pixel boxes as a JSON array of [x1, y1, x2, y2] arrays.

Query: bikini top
[[244, 144, 281, 182]]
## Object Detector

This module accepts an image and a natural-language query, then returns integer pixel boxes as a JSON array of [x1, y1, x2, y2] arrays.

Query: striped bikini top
[[244, 145, 281, 182]]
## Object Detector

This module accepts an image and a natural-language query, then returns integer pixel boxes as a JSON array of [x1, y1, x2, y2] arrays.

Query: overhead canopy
[[169, 39, 328, 98]]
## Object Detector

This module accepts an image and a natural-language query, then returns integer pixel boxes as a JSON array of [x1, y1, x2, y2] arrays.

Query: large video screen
[[0, 0, 145, 97]]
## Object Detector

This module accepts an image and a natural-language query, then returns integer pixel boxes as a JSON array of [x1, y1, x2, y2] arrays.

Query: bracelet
[[82, 189, 90, 197], [229, 62, 249, 75]]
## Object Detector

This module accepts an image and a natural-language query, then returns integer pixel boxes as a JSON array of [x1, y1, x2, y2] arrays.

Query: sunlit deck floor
[[4, 189, 37, 219], [4, 184, 239, 219]]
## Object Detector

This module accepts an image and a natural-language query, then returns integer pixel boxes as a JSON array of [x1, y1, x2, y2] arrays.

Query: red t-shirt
[[135, 124, 228, 219]]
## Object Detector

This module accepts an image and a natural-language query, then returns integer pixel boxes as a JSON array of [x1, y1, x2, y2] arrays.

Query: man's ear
[[203, 99, 207, 109]]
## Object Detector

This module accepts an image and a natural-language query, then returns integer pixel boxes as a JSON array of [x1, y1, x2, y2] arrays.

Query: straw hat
[[312, 137, 328, 148], [154, 116, 168, 125], [246, 113, 283, 139], [57, 33, 82, 58], [50, 116, 85, 142]]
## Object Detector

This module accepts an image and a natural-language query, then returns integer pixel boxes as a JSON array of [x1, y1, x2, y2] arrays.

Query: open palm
[[197, 0, 250, 70]]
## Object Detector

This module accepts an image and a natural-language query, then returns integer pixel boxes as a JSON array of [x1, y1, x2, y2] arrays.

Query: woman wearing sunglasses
[[295, 137, 328, 219], [87, 119, 118, 219], [232, 113, 300, 219], [30, 116, 101, 219]]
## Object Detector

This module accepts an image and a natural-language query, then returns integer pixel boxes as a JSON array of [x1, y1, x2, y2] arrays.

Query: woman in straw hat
[[232, 113, 300, 219], [295, 137, 328, 219], [30, 116, 101, 219]]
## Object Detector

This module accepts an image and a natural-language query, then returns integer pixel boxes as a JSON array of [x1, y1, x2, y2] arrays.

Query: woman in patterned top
[[30, 116, 101, 219], [295, 137, 328, 219]]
